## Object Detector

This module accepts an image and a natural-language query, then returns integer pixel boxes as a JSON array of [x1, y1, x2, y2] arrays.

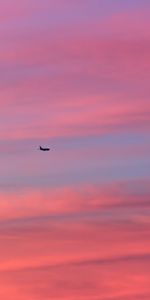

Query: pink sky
[[0, 0, 150, 299]]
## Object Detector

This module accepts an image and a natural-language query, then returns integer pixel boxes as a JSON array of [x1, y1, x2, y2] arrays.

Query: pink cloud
[[0, 32, 150, 79], [104, 8, 150, 38], [0, 179, 149, 221], [0, 7, 150, 141], [0, 90, 149, 140], [0, 219, 149, 299], [0, 0, 82, 22]]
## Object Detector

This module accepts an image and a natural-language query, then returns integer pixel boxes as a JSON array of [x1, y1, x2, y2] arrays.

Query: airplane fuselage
[[39, 146, 50, 151]]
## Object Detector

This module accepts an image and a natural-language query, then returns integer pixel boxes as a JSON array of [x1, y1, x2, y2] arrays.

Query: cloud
[[0, 6, 150, 141], [104, 8, 150, 38], [0, 0, 84, 22], [0, 218, 149, 299], [0, 91, 149, 140], [0, 179, 149, 221]]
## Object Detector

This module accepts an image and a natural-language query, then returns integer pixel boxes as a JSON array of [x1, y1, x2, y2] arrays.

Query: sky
[[0, 0, 150, 299]]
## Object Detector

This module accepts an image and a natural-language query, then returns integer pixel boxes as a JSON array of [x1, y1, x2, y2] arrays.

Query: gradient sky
[[0, 1, 150, 299]]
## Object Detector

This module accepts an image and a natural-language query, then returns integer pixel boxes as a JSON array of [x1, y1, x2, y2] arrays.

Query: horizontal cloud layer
[[0, 179, 149, 221], [0, 217, 149, 299]]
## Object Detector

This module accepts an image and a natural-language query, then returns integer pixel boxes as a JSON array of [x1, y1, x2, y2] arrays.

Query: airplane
[[38, 146, 50, 151]]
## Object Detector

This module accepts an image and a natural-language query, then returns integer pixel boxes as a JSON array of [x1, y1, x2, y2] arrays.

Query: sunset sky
[[0, 1, 150, 299]]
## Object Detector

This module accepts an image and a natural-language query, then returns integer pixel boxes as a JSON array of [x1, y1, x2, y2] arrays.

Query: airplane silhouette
[[38, 146, 50, 151]]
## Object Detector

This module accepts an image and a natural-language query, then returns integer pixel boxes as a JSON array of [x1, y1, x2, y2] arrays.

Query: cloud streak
[[0, 179, 150, 221], [0, 218, 149, 299]]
